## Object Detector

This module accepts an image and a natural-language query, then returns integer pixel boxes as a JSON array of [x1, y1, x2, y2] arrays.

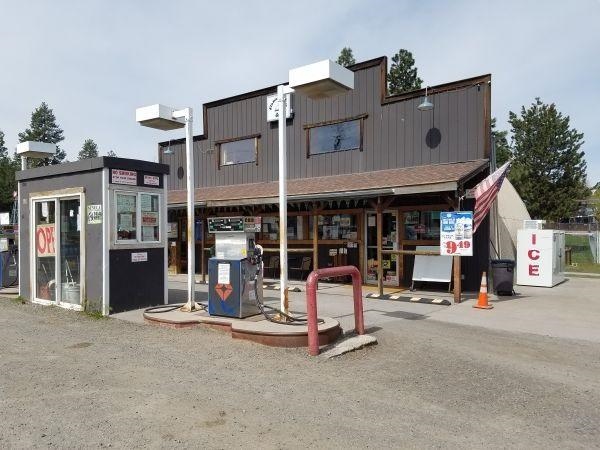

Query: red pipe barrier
[[305, 265, 365, 356]]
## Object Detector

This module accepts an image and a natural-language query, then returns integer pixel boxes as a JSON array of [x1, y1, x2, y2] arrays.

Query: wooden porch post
[[200, 209, 206, 283], [376, 197, 383, 296]]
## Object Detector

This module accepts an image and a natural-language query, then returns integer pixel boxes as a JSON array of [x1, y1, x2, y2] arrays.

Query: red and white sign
[[36, 224, 56, 257], [143, 175, 160, 186], [141, 211, 158, 226], [516, 229, 565, 287], [111, 169, 137, 185]]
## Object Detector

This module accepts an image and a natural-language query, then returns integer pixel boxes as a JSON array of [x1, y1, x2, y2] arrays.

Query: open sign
[[36, 224, 56, 257]]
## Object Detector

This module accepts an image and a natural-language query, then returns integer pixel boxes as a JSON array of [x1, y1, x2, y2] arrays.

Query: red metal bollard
[[306, 266, 365, 356]]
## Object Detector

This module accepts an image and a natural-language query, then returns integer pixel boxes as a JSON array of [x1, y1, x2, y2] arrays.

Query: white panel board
[[412, 246, 452, 283]]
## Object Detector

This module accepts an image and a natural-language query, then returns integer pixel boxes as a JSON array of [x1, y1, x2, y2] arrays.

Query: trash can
[[491, 259, 515, 295]]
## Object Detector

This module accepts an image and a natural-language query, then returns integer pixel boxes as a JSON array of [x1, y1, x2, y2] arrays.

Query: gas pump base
[[143, 310, 341, 348]]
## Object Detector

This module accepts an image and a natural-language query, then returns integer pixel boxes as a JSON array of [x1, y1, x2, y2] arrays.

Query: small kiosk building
[[17, 157, 169, 315]]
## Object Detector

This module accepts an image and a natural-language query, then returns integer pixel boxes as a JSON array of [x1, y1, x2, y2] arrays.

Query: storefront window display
[[260, 216, 304, 241], [404, 210, 441, 241], [308, 214, 358, 240]]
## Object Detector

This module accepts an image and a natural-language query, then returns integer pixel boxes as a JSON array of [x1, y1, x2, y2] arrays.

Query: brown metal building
[[159, 56, 492, 291]]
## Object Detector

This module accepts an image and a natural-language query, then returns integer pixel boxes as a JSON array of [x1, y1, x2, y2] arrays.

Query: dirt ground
[[1, 298, 599, 449]]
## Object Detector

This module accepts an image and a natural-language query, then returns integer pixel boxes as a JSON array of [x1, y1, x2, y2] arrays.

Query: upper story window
[[306, 116, 365, 156], [218, 135, 259, 167]]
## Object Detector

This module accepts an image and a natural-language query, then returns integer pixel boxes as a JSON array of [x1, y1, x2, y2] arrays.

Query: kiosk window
[[140, 193, 160, 242], [116, 193, 137, 241]]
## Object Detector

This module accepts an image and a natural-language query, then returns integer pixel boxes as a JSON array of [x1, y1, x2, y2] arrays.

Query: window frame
[[114, 190, 162, 245], [304, 114, 367, 158], [216, 134, 260, 168]]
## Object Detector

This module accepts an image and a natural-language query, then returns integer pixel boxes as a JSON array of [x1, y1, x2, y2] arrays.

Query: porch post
[[376, 198, 383, 296]]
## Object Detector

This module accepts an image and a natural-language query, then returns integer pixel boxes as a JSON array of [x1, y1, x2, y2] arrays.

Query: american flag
[[473, 161, 511, 233]]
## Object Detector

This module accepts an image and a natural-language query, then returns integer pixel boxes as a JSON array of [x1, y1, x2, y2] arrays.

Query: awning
[[168, 159, 488, 207]]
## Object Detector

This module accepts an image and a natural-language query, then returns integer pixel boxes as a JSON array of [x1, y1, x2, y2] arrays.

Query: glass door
[[59, 198, 81, 306], [365, 211, 399, 285], [34, 200, 57, 302]]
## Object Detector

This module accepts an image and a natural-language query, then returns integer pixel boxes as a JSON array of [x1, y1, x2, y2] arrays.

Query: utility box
[[16, 157, 169, 315], [516, 229, 565, 287]]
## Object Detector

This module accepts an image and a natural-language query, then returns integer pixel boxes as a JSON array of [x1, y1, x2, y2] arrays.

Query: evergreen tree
[[491, 117, 512, 166], [336, 47, 356, 67], [388, 49, 423, 95], [18, 102, 66, 166], [508, 98, 589, 221], [78, 139, 99, 160], [0, 130, 18, 212], [105, 149, 117, 157]]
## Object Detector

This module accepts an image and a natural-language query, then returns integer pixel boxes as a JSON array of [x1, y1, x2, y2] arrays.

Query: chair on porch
[[263, 255, 280, 278], [289, 256, 312, 281]]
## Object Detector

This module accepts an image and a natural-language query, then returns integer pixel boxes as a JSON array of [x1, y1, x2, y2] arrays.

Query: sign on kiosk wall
[[440, 211, 473, 256]]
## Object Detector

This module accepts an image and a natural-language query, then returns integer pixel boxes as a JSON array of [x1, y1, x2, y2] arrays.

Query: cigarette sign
[[111, 169, 137, 185], [36, 224, 56, 257], [87, 204, 102, 224], [141, 211, 158, 226], [143, 175, 160, 186]]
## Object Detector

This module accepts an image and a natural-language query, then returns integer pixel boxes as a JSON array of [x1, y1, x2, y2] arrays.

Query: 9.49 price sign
[[440, 211, 473, 256]]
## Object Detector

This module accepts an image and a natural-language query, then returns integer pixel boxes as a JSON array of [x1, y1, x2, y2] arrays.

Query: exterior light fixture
[[16, 141, 57, 170], [136, 104, 198, 312], [276, 60, 354, 317], [163, 140, 174, 155], [418, 86, 434, 111]]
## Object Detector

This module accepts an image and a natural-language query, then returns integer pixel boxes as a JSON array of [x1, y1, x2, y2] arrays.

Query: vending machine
[[516, 229, 565, 287], [207, 217, 263, 318]]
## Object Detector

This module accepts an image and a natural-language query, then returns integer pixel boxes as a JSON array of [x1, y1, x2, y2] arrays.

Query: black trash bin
[[490, 259, 515, 295]]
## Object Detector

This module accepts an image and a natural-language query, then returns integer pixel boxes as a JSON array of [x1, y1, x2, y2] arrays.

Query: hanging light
[[163, 139, 174, 155], [418, 86, 434, 111]]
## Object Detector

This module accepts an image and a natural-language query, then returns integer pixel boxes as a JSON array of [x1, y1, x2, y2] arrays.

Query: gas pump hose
[[144, 302, 207, 314]]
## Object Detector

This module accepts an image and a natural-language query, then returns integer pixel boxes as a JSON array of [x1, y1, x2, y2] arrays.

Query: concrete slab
[[319, 334, 378, 358]]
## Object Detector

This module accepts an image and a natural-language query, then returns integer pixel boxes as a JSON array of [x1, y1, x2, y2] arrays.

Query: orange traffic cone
[[473, 271, 493, 309]]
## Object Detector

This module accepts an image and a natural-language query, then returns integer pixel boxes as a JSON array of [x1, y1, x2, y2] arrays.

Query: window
[[116, 193, 137, 241], [308, 119, 361, 156], [115, 191, 162, 243], [219, 137, 257, 166], [140, 193, 160, 242], [404, 211, 441, 241]]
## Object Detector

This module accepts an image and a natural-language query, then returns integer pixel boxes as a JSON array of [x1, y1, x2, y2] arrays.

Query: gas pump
[[207, 217, 263, 318]]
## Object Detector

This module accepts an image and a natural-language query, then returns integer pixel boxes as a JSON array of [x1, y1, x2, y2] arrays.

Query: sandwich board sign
[[440, 211, 473, 256]]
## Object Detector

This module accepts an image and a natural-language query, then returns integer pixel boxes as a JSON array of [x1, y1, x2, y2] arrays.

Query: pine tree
[[336, 47, 356, 67], [0, 130, 18, 212], [78, 139, 99, 160], [491, 117, 512, 166], [508, 98, 589, 221], [18, 102, 66, 166], [105, 149, 117, 157], [388, 49, 423, 95]]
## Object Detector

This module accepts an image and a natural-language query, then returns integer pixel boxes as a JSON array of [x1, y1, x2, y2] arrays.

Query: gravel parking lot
[[1, 298, 599, 448]]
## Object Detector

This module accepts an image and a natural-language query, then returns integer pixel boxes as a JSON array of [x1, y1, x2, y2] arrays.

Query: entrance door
[[58, 198, 82, 306], [365, 211, 399, 285], [33, 197, 82, 307], [34, 200, 57, 302]]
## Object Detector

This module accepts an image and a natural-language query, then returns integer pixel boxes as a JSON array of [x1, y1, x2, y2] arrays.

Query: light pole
[[277, 60, 354, 316], [136, 104, 199, 312]]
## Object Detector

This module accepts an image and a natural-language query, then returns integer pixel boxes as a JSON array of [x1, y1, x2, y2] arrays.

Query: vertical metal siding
[[165, 64, 488, 190]]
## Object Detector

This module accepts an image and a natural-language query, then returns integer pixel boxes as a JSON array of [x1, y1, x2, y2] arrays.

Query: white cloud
[[1, 0, 599, 180]]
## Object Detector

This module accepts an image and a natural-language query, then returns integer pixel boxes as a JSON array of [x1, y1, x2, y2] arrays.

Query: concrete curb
[[365, 293, 451, 305], [320, 334, 378, 358]]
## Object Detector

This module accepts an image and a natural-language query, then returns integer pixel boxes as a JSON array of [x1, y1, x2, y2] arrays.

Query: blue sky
[[1, 0, 599, 182]]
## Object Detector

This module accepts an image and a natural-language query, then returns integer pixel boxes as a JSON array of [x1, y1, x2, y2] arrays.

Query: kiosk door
[[33, 197, 82, 307]]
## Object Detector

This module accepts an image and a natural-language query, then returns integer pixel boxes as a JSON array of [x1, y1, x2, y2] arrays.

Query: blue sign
[[440, 211, 473, 256]]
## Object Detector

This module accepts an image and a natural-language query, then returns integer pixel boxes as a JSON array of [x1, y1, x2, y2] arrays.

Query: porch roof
[[168, 159, 488, 207]]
